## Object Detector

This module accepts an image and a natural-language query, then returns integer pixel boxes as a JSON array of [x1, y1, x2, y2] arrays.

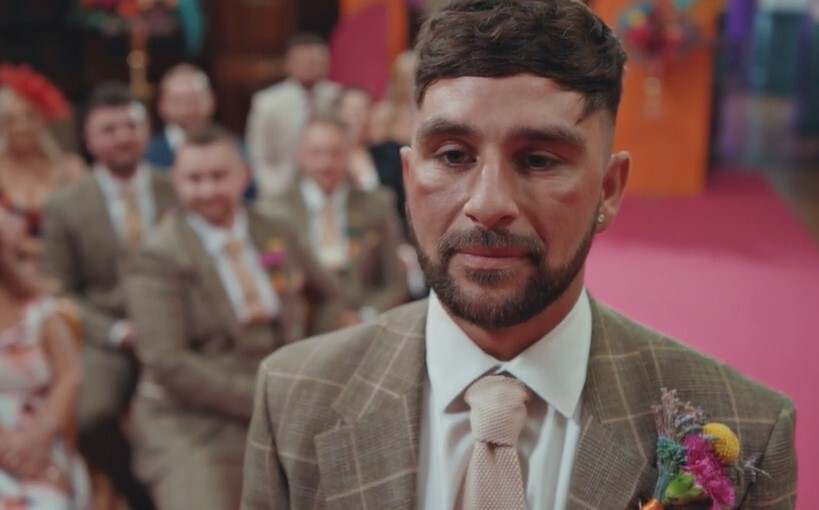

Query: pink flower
[[681, 435, 735, 509], [260, 249, 286, 269]]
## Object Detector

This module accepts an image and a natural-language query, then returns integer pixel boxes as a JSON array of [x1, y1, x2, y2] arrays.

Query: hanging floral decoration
[[73, 0, 180, 37], [618, 0, 702, 66]]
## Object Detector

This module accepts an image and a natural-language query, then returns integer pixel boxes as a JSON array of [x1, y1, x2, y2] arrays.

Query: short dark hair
[[183, 123, 235, 148], [414, 0, 627, 119], [83, 81, 141, 127], [285, 32, 327, 53]]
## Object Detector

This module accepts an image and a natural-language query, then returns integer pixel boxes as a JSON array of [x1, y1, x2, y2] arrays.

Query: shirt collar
[[425, 289, 592, 419], [94, 163, 150, 199], [165, 124, 186, 151], [186, 208, 249, 256], [299, 178, 349, 212]]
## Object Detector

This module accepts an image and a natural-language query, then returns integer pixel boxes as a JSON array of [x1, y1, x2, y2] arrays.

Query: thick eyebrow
[[415, 118, 587, 155], [508, 125, 587, 154], [416, 118, 480, 142]]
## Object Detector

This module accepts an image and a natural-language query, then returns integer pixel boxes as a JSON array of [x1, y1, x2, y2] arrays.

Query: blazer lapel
[[84, 176, 127, 277], [176, 215, 241, 339], [567, 301, 659, 510], [315, 306, 427, 510]]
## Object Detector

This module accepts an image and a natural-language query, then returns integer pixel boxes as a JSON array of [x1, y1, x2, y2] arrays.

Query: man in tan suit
[[246, 33, 341, 198], [41, 82, 173, 509], [257, 116, 407, 324], [241, 1, 797, 509], [125, 125, 342, 510]]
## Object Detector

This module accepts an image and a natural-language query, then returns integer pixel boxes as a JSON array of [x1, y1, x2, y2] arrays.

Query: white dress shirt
[[164, 124, 186, 153], [94, 163, 157, 246], [299, 178, 351, 269], [416, 290, 592, 510], [187, 210, 281, 324]]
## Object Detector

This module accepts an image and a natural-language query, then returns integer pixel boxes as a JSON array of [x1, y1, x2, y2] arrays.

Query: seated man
[[257, 116, 407, 324], [145, 63, 215, 169], [125, 125, 342, 510]]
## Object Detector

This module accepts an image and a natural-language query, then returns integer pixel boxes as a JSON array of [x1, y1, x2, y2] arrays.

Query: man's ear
[[596, 151, 630, 232]]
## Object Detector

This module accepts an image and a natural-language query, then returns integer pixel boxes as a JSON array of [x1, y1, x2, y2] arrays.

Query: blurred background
[[1, 0, 816, 507]]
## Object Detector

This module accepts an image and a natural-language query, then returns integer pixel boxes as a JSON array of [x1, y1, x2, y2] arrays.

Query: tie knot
[[224, 237, 244, 257], [465, 375, 529, 447]]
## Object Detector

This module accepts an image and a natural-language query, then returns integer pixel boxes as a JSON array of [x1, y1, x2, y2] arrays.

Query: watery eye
[[525, 154, 558, 170], [440, 150, 472, 166]]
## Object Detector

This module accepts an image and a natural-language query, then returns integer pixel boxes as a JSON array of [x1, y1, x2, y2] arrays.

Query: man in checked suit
[[257, 116, 407, 325], [241, 1, 798, 509], [125, 125, 343, 509], [42, 82, 174, 509]]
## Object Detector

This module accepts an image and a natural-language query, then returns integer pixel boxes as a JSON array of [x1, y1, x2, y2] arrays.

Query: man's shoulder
[[594, 301, 792, 413], [49, 172, 98, 207], [252, 80, 299, 107], [260, 300, 427, 386]]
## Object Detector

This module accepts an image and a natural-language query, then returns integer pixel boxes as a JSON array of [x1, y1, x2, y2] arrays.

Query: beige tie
[[122, 182, 143, 249], [460, 375, 530, 510], [224, 237, 266, 323]]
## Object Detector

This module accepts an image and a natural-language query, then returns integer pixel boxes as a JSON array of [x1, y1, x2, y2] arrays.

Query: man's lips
[[454, 247, 529, 270]]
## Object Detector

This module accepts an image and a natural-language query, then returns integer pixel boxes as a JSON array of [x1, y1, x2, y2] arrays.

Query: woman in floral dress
[[0, 211, 89, 509]]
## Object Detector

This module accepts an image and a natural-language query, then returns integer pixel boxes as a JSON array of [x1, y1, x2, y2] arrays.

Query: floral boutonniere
[[641, 389, 767, 510], [260, 238, 289, 294], [346, 212, 365, 259]]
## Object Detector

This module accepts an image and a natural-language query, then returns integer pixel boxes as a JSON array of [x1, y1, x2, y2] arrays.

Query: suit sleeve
[[41, 198, 119, 349], [742, 401, 797, 509], [361, 190, 408, 312], [240, 359, 290, 509], [125, 247, 256, 420], [284, 229, 344, 335], [246, 95, 295, 198]]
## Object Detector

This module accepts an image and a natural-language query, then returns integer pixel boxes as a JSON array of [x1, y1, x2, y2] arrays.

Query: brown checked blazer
[[124, 209, 343, 491], [241, 300, 797, 510], [256, 184, 408, 314], [41, 169, 177, 350]]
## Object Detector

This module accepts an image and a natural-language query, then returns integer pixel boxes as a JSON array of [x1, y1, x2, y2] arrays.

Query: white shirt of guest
[[299, 178, 350, 269], [416, 290, 592, 510], [187, 210, 281, 324], [94, 163, 156, 246], [164, 124, 186, 152]]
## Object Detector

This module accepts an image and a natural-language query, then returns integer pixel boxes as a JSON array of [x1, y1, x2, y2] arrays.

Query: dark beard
[[409, 214, 596, 329]]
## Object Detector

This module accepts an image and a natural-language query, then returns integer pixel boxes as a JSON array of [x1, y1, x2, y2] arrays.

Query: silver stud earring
[[597, 213, 605, 224]]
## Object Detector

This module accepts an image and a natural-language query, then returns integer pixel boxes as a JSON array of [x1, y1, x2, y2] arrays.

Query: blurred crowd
[[0, 33, 424, 510]]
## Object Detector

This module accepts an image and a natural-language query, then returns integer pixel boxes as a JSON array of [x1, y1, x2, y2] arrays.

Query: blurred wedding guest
[[368, 50, 416, 147], [125, 125, 341, 509], [336, 87, 425, 298], [258, 116, 406, 324], [41, 82, 176, 510], [145, 63, 216, 169], [0, 64, 85, 259], [246, 33, 340, 198], [0, 209, 90, 509]]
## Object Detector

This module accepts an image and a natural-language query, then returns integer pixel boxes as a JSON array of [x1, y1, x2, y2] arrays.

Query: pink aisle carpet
[[586, 172, 818, 508]]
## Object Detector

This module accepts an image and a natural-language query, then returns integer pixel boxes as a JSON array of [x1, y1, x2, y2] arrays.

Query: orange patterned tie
[[121, 182, 143, 249], [224, 237, 266, 323], [459, 375, 530, 510]]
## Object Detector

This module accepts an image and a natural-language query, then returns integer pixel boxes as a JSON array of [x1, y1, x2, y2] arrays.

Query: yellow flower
[[703, 422, 740, 464]]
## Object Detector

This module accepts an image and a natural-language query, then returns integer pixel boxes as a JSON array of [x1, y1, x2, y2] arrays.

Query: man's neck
[[102, 163, 139, 181], [451, 276, 586, 362]]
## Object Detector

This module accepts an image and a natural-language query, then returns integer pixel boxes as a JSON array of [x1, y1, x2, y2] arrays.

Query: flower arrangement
[[0, 64, 69, 120], [641, 389, 766, 509], [74, 0, 179, 36], [618, 0, 701, 65]]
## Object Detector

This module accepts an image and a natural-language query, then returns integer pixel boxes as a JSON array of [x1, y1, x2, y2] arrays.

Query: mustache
[[438, 229, 546, 264]]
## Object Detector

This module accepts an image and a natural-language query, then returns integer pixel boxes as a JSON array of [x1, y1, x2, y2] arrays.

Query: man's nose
[[462, 160, 520, 230]]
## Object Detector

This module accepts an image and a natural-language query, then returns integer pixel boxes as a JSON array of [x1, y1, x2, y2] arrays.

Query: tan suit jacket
[[125, 209, 342, 504], [257, 184, 407, 313], [41, 170, 177, 350], [246, 79, 341, 198], [242, 300, 797, 510]]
